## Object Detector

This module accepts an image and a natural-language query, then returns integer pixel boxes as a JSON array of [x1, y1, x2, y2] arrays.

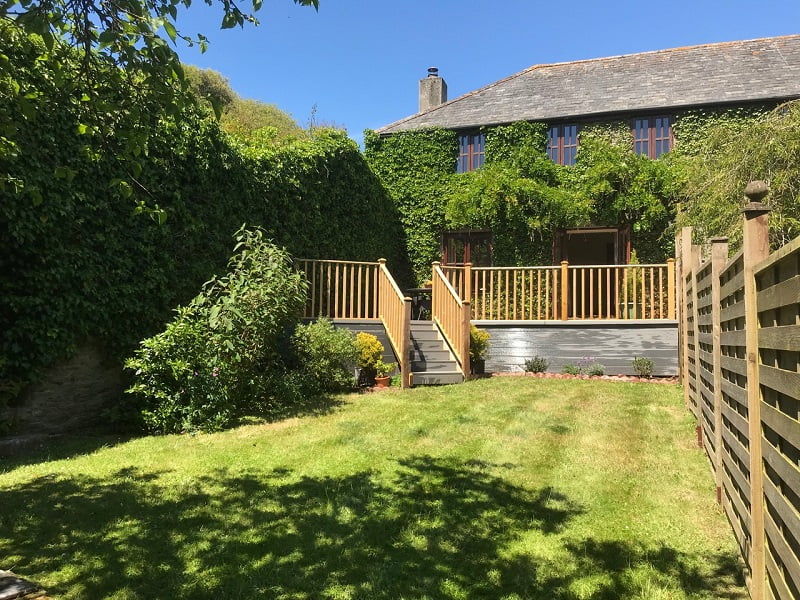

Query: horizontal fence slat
[[761, 402, 800, 445], [763, 443, 800, 516], [758, 325, 800, 352], [720, 301, 746, 322], [757, 274, 800, 313], [721, 355, 747, 378], [721, 443, 753, 501], [720, 329, 746, 347], [760, 365, 800, 399], [721, 380, 749, 419], [766, 544, 795, 600], [764, 510, 800, 596], [722, 425, 751, 472]]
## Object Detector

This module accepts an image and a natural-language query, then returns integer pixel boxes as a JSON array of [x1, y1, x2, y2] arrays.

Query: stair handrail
[[431, 262, 471, 376], [377, 259, 411, 388]]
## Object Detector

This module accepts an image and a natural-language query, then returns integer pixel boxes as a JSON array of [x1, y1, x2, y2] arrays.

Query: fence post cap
[[432, 261, 441, 267], [378, 258, 387, 264], [709, 236, 729, 244], [744, 180, 769, 202]]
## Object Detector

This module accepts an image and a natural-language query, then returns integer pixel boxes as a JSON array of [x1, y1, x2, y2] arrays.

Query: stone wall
[[2, 343, 124, 435]]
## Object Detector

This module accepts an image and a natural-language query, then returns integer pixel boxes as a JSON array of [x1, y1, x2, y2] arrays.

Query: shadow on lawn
[[0, 456, 744, 598]]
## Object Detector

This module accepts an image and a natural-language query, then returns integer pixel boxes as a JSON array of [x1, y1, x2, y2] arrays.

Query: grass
[[0, 378, 746, 599]]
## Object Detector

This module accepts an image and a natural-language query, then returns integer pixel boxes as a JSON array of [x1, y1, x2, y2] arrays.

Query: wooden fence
[[445, 261, 675, 321], [677, 185, 800, 600], [295, 258, 411, 387]]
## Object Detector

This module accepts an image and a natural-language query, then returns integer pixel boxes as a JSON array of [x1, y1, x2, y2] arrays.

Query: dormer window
[[547, 124, 578, 165], [457, 133, 485, 173], [633, 116, 672, 158]]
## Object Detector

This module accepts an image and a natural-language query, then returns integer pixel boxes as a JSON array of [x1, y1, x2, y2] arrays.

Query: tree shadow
[[0, 455, 745, 598]]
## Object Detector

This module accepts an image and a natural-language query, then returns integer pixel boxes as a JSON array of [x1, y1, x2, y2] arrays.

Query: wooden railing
[[295, 258, 410, 388], [377, 259, 412, 388], [432, 262, 470, 375], [445, 261, 675, 321], [295, 259, 380, 319], [677, 185, 800, 600]]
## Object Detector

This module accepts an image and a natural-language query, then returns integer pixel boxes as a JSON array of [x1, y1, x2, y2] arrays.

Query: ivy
[[0, 30, 407, 413]]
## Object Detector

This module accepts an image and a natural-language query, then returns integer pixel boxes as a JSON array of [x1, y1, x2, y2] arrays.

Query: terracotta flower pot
[[374, 376, 391, 388]]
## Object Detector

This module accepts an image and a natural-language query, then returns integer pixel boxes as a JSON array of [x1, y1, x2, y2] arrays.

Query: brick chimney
[[419, 67, 447, 113]]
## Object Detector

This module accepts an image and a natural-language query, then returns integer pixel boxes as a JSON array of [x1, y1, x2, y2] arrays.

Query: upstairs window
[[457, 133, 485, 173], [547, 124, 578, 166], [633, 116, 672, 158]]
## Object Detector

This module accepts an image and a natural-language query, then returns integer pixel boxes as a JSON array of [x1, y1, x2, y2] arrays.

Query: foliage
[[0, 0, 318, 176], [183, 65, 237, 115], [222, 98, 303, 142], [291, 319, 357, 393], [125, 228, 308, 433], [561, 363, 581, 376], [374, 359, 397, 378], [364, 128, 458, 282], [523, 356, 549, 373], [469, 325, 491, 362], [1, 24, 407, 412], [632, 356, 655, 378], [354, 332, 384, 369], [366, 120, 681, 277], [675, 101, 800, 250], [586, 362, 605, 377]]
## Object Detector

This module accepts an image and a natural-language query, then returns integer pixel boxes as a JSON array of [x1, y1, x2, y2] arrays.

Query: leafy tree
[[676, 101, 800, 250], [0, 0, 318, 192]]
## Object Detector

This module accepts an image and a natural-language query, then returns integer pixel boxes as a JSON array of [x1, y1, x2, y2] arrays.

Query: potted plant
[[374, 359, 397, 388], [355, 332, 383, 387], [469, 325, 490, 375]]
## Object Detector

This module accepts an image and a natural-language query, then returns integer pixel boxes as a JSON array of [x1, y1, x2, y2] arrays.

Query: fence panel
[[755, 236, 800, 600], [695, 257, 717, 472]]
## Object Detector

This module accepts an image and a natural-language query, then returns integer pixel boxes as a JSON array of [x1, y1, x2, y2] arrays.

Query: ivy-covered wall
[[365, 106, 777, 284], [0, 28, 407, 407]]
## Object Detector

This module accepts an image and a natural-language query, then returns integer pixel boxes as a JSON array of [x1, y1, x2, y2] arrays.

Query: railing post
[[560, 260, 569, 320], [710, 237, 728, 505], [742, 181, 771, 600], [462, 301, 471, 379], [402, 296, 412, 388], [667, 257, 676, 319], [378, 258, 387, 321], [464, 262, 473, 305]]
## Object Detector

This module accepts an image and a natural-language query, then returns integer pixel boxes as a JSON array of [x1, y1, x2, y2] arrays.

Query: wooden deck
[[295, 258, 679, 382]]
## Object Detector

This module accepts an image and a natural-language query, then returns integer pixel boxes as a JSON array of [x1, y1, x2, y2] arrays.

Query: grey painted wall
[[475, 320, 678, 376]]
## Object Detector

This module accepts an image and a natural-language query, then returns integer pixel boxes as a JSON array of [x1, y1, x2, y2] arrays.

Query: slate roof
[[377, 35, 800, 134]]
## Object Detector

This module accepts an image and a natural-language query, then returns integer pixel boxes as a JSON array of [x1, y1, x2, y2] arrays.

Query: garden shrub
[[354, 332, 383, 386], [523, 356, 549, 373], [291, 319, 357, 394], [125, 228, 308, 433], [561, 364, 581, 376], [632, 356, 655, 378], [469, 325, 491, 362]]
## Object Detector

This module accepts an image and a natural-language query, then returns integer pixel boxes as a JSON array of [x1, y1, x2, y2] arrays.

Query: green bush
[[291, 319, 357, 394], [561, 364, 581, 376], [632, 356, 655, 378], [523, 356, 549, 373], [586, 363, 605, 377], [469, 325, 491, 362], [125, 228, 308, 433], [355, 332, 384, 368]]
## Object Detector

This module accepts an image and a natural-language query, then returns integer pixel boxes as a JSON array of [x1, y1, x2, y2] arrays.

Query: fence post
[[560, 261, 569, 320], [710, 237, 728, 503], [667, 258, 676, 319], [742, 181, 771, 600], [677, 227, 692, 387], [462, 301, 471, 380]]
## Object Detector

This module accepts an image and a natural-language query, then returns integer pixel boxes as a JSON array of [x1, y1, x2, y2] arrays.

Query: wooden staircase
[[409, 321, 464, 386]]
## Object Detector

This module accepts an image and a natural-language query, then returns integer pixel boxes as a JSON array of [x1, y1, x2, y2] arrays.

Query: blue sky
[[174, 0, 800, 145]]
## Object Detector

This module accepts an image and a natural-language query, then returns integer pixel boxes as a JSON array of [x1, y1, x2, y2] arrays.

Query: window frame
[[547, 123, 579, 166], [632, 116, 673, 159], [457, 132, 486, 173], [441, 229, 493, 267]]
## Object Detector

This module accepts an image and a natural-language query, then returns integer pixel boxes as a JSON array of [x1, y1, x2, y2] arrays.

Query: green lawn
[[0, 378, 746, 599]]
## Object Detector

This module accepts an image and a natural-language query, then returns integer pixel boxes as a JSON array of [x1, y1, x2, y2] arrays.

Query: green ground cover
[[0, 379, 746, 599]]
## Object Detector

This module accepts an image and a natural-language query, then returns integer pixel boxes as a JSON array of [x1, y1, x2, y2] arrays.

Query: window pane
[[564, 145, 576, 166]]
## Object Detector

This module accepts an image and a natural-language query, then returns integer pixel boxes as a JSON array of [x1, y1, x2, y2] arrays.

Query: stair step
[[409, 348, 452, 362], [411, 371, 464, 386], [411, 360, 460, 372]]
